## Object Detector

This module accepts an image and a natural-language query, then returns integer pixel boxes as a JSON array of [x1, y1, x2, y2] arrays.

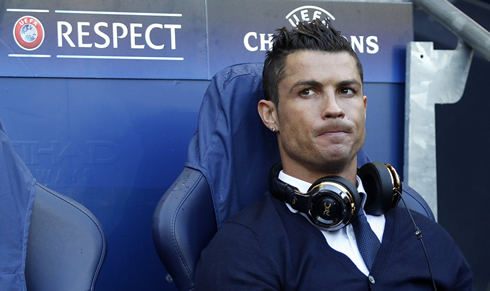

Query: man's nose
[[322, 94, 345, 119]]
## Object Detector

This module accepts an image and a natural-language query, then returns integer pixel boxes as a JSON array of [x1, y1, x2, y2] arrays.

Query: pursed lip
[[315, 129, 350, 146], [315, 124, 352, 137], [320, 131, 348, 137]]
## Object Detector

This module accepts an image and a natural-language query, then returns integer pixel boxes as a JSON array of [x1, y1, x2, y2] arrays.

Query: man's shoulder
[[198, 193, 290, 265], [390, 206, 461, 248], [223, 192, 286, 233]]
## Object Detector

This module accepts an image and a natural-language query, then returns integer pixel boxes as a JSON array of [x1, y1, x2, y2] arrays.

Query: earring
[[271, 127, 277, 132]]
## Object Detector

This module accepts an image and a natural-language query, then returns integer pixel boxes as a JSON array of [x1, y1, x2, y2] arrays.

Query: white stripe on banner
[[9, 54, 51, 58], [6, 9, 50, 13], [56, 55, 184, 61], [54, 10, 182, 17]]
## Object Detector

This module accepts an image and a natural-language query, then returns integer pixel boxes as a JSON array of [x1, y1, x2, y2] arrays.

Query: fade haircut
[[263, 19, 363, 106]]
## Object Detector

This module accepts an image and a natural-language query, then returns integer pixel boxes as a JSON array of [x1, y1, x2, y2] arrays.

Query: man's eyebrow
[[289, 79, 362, 93], [337, 79, 362, 87], [289, 80, 323, 93]]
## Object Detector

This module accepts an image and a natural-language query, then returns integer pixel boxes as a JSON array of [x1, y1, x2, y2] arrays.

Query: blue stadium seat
[[25, 183, 107, 291], [0, 119, 106, 291]]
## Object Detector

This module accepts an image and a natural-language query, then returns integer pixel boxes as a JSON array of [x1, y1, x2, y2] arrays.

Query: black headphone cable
[[397, 189, 437, 291]]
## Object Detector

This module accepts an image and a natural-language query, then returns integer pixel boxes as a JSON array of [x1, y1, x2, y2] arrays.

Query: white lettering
[[57, 21, 76, 47], [366, 36, 379, 54], [244, 32, 273, 52], [300, 10, 310, 22], [288, 14, 301, 27], [312, 11, 322, 20], [349, 35, 380, 54], [145, 24, 164, 50], [112, 23, 128, 49], [244, 32, 258, 52], [164, 24, 181, 50], [130, 23, 144, 49], [260, 33, 273, 51], [56, 21, 179, 50], [94, 22, 110, 49], [351, 36, 364, 53], [78, 22, 92, 48]]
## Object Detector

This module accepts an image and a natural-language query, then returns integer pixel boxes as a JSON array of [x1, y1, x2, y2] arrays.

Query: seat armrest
[[152, 167, 217, 291]]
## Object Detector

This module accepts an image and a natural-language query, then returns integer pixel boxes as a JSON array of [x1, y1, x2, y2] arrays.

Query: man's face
[[271, 50, 367, 181]]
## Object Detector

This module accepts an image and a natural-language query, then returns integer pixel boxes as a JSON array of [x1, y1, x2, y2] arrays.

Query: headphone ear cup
[[308, 176, 361, 229], [311, 175, 361, 211], [358, 162, 396, 216]]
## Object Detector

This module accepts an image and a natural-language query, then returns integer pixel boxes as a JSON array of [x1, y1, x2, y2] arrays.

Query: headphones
[[269, 162, 402, 231]]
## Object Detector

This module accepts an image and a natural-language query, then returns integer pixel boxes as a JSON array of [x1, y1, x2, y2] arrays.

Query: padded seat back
[[26, 183, 107, 291]]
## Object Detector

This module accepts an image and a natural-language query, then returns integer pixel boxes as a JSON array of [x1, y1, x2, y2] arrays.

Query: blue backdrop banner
[[1, 0, 412, 82]]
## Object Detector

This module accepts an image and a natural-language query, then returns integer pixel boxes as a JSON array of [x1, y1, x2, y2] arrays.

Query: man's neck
[[281, 160, 359, 186]]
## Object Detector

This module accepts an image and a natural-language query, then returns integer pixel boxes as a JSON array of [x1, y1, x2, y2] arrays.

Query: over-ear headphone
[[269, 162, 402, 231]]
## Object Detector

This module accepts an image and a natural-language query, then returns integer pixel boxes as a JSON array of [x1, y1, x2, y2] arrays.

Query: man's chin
[[314, 152, 357, 172]]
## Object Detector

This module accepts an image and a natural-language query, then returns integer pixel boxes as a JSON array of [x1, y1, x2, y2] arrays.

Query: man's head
[[258, 19, 367, 183], [263, 19, 363, 106]]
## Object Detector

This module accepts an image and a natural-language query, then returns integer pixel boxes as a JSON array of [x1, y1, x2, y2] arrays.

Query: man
[[194, 19, 472, 290]]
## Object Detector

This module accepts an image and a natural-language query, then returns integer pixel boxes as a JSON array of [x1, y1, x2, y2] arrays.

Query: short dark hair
[[263, 19, 363, 106]]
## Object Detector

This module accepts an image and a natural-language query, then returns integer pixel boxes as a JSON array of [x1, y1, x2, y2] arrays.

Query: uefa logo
[[285, 6, 335, 27], [13, 16, 45, 51]]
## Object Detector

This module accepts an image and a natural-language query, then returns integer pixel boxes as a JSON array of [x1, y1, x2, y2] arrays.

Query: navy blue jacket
[[195, 192, 472, 290]]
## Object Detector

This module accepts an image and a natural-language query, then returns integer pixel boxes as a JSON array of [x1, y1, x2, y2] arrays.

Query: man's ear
[[257, 99, 279, 131]]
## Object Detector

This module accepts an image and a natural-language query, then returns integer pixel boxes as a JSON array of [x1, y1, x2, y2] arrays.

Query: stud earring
[[271, 127, 277, 132]]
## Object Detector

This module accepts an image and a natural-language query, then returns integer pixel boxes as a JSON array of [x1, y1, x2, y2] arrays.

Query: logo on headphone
[[323, 201, 332, 217], [13, 16, 45, 51]]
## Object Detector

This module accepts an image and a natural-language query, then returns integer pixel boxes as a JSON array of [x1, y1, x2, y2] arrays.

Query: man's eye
[[300, 89, 315, 97], [340, 88, 355, 95]]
